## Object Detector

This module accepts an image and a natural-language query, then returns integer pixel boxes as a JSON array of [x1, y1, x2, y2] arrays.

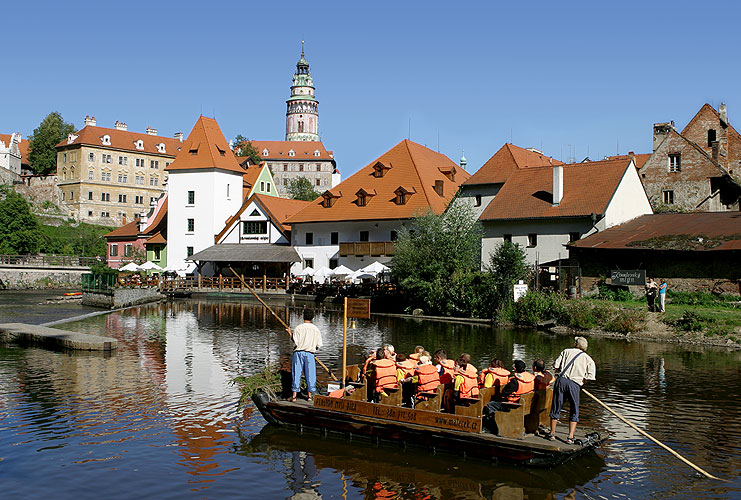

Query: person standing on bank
[[289, 309, 323, 402], [658, 279, 668, 313], [549, 336, 596, 444]]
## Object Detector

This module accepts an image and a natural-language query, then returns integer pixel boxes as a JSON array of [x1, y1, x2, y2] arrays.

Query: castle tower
[[285, 42, 319, 141]]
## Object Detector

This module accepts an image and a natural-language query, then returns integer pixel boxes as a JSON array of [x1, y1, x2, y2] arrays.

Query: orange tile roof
[[55, 125, 183, 157], [256, 194, 311, 232], [286, 140, 470, 224], [141, 197, 167, 236], [0, 133, 29, 160], [479, 158, 631, 221], [147, 231, 167, 244], [165, 117, 245, 174], [607, 153, 651, 169], [242, 164, 263, 200], [245, 140, 334, 162], [463, 143, 562, 186], [104, 220, 139, 239]]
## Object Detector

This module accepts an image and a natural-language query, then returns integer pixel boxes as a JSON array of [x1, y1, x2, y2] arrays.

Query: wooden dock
[[0, 323, 117, 351]]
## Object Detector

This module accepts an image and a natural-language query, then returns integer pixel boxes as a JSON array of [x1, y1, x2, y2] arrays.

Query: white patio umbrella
[[348, 270, 375, 283], [362, 261, 391, 275], [329, 265, 353, 277], [120, 262, 141, 272], [139, 261, 164, 272], [164, 261, 197, 277], [312, 266, 333, 283], [297, 266, 315, 277]]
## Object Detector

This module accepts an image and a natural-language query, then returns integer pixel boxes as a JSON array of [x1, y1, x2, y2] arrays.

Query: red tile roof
[[104, 220, 139, 239], [570, 213, 741, 251], [0, 134, 29, 162], [241, 164, 263, 200], [165, 117, 245, 174], [607, 153, 651, 169], [245, 140, 334, 162], [479, 158, 631, 221], [463, 143, 562, 186], [55, 126, 182, 157], [147, 231, 167, 244], [286, 140, 470, 224]]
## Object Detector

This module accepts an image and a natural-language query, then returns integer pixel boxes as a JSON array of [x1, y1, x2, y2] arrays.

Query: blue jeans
[[292, 350, 317, 393]]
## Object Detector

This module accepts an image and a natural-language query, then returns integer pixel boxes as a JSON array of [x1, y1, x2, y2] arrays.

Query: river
[[0, 293, 739, 499]]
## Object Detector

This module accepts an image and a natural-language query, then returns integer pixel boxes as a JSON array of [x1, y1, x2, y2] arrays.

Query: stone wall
[[0, 267, 88, 289], [82, 287, 162, 309]]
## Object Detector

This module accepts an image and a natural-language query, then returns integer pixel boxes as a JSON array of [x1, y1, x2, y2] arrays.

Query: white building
[[478, 156, 653, 266], [165, 116, 245, 274], [286, 139, 471, 271], [0, 133, 23, 174], [216, 193, 310, 246]]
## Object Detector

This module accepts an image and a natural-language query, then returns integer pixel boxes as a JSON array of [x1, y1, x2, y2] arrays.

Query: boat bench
[[414, 383, 445, 412], [494, 388, 554, 438]]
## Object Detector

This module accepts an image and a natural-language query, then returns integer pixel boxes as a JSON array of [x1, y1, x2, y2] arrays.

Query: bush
[[604, 309, 646, 333], [513, 290, 566, 326], [668, 290, 740, 308], [598, 282, 633, 301], [565, 300, 597, 329], [674, 310, 709, 332]]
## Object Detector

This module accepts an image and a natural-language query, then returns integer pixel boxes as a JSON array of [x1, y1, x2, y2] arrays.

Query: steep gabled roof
[[104, 220, 139, 240], [463, 143, 562, 186], [214, 193, 311, 243], [141, 197, 167, 236], [480, 158, 632, 221], [246, 140, 334, 162], [55, 126, 182, 156], [607, 153, 651, 169], [286, 140, 470, 224], [241, 164, 262, 199], [165, 116, 244, 174], [0, 134, 28, 159], [681, 103, 741, 176], [147, 232, 167, 244]]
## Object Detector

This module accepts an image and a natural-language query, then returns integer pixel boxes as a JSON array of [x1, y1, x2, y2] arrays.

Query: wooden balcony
[[339, 241, 395, 257]]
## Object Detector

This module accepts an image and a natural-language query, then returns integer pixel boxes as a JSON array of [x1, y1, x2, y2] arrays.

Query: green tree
[[233, 135, 262, 165], [0, 186, 43, 254], [288, 177, 321, 201], [487, 241, 529, 304], [391, 202, 491, 316], [28, 112, 75, 175]]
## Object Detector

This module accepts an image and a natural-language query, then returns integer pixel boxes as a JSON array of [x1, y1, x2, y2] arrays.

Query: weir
[[0, 322, 117, 351]]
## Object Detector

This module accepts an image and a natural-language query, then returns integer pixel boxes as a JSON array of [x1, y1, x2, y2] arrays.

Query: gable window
[[305, 232, 313, 245], [260, 181, 265, 191], [359, 231, 369, 242], [110, 244, 118, 257], [288, 149, 295, 157], [668, 154, 681, 172], [267, 183, 271, 193], [393, 186, 414, 205], [527, 233, 537, 247], [372, 161, 390, 178], [243, 221, 268, 234], [354, 189, 375, 207], [187, 218, 195, 232], [438, 167, 456, 182], [474, 194, 482, 207], [662, 190, 674, 205], [263, 148, 269, 156], [322, 191, 340, 208], [434, 180, 444, 196], [330, 232, 339, 245], [187, 191, 195, 205], [708, 129, 717, 147]]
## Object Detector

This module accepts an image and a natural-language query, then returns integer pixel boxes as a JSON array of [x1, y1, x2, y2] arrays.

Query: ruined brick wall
[[13, 175, 63, 211], [680, 104, 741, 182], [639, 130, 737, 211]]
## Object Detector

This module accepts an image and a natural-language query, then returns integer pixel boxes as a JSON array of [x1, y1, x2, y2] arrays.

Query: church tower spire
[[286, 42, 319, 141]]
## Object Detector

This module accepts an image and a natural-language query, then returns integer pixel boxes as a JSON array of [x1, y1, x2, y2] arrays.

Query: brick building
[[639, 104, 741, 212]]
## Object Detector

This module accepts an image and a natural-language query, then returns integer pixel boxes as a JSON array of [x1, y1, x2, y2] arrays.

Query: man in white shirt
[[548, 336, 596, 444], [290, 309, 323, 402]]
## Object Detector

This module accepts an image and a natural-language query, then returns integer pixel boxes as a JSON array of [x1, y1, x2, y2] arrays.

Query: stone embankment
[[82, 287, 163, 309], [0, 322, 117, 351]]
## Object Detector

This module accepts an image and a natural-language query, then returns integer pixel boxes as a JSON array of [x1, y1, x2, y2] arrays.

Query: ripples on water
[[0, 296, 739, 499]]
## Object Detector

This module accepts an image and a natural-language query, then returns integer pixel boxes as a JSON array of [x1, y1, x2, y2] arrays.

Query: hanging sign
[[610, 270, 645, 286], [346, 298, 371, 318]]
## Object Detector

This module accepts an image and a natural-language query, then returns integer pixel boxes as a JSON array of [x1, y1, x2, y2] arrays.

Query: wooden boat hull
[[252, 390, 603, 467]]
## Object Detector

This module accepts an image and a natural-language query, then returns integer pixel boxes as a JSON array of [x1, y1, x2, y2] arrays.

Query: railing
[[338, 241, 395, 257], [0, 254, 100, 267], [81, 273, 118, 292], [161, 275, 287, 292]]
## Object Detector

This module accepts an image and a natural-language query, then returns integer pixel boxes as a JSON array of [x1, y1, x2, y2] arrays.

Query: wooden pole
[[228, 266, 338, 381], [342, 297, 348, 389], [582, 389, 726, 481]]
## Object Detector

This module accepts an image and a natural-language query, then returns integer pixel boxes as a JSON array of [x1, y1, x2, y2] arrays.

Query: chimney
[[174, 132, 183, 142], [552, 165, 563, 206], [652, 121, 674, 152], [115, 121, 128, 131], [719, 102, 728, 124], [712, 141, 720, 161], [146, 126, 158, 136], [84, 115, 96, 127]]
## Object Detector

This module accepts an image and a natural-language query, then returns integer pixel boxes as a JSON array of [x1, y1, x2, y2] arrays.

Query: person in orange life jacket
[[483, 360, 535, 419], [457, 353, 479, 397], [434, 349, 455, 384], [384, 343, 396, 361], [395, 353, 417, 381], [479, 358, 511, 388], [452, 357, 480, 402], [549, 336, 596, 444], [533, 358, 555, 390], [409, 345, 425, 362], [401, 354, 440, 396], [367, 347, 397, 401]]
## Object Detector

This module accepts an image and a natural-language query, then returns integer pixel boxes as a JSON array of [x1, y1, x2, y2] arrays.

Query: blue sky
[[3, 1, 740, 177]]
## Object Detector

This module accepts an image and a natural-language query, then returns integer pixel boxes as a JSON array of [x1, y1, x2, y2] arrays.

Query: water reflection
[[0, 295, 739, 499]]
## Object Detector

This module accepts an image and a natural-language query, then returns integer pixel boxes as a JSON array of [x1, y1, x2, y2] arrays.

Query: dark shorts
[[549, 376, 581, 422]]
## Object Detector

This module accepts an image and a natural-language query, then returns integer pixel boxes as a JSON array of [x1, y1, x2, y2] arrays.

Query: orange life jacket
[[415, 364, 440, 393], [534, 371, 554, 390], [396, 359, 417, 377], [438, 359, 455, 384], [409, 353, 421, 362], [507, 371, 536, 402], [479, 367, 511, 388], [373, 358, 398, 392], [458, 366, 479, 398], [329, 388, 345, 398]]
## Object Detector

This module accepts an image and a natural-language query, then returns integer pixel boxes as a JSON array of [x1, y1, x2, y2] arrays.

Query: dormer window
[[288, 149, 295, 157], [189, 142, 199, 155], [101, 135, 111, 145], [262, 148, 269, 156], [372, 161, 391, 178], [393, 186, 415, 205], [321, 191, 341, 208], [314, 149, 321, 157], [434, 180, 444, 196], [156, 143, 166, 154], [354, 188, 376, 207], [216, 145, 226, 157], [135, 139, 144, 151], [438, 166, 456, 182]]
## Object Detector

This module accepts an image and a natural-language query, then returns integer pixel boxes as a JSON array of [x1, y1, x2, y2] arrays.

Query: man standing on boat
[[289, 309, 323, 402], [548, 336, 596, 444]]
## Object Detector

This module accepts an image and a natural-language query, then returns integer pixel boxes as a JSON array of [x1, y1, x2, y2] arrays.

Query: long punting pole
[[582, 389, 725, 481], [228, 267, 338, 381], [342, 297, 348, 389]]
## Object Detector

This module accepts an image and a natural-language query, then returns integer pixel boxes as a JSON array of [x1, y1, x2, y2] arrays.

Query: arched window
[[298, 121, 305, 133]]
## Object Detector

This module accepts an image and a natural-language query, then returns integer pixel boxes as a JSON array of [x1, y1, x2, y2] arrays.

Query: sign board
[[346, 298, 371, 319], [513, 283, 528, 302], [313, 395, 482, 433], [610, 270, 646, 286]]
